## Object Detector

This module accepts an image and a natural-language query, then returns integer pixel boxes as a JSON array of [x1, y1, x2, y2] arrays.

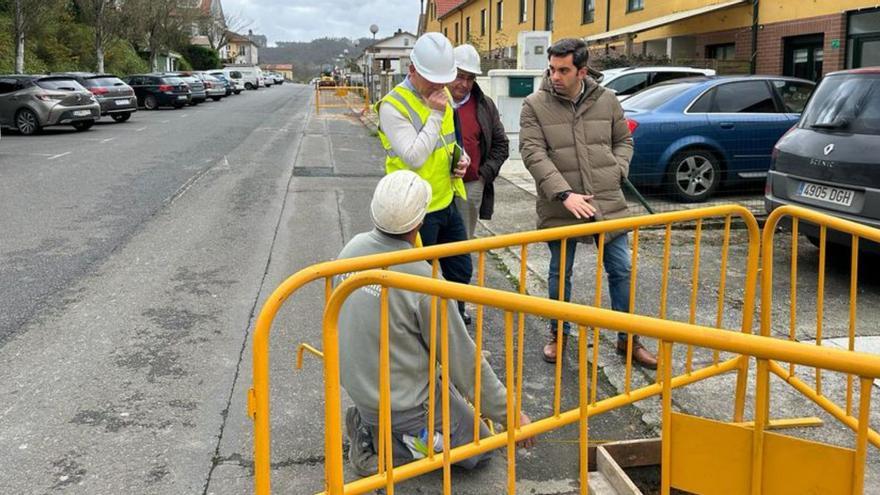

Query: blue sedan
[[621, 75, 815, 202]]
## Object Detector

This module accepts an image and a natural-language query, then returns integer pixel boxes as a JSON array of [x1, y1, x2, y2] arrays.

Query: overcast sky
[[221, 0, 422, 44]]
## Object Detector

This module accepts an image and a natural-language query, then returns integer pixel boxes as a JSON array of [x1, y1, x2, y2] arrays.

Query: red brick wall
[[755, 13, 847, 76]]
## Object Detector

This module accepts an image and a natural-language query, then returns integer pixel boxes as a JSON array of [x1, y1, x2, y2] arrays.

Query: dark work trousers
[[419, 201, 473, 286]]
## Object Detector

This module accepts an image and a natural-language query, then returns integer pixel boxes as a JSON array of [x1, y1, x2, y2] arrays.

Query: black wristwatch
[[556, 190, 572, 202]]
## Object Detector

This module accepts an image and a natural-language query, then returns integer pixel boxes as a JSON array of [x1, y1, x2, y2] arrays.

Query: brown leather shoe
[[616, 340, 658, 370], [542, 332, 567, 363]]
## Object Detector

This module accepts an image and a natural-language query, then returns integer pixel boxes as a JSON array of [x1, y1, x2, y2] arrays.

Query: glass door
[[784, 34, 824, 81]]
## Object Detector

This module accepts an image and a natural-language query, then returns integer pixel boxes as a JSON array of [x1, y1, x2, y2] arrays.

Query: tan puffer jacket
[[520, 74, 633, 231]]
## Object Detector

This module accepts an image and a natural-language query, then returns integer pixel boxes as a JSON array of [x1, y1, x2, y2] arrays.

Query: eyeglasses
[[455, 72, 476, 82]]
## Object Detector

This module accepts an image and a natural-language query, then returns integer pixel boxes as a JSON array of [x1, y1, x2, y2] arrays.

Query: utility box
[[508, 77, 534, 97], [517, 31, 552, 70]]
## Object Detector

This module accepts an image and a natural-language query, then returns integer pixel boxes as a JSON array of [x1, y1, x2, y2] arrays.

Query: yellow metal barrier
[[249, 205, 762, 494], [754, 204, 880, 492], [321, 270, 880, 495], [314, 85, 369, 115]]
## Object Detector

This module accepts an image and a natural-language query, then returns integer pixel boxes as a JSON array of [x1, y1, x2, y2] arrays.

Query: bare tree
[[200, 10, 251, 53], [129, 0, 199, 71], [11, 0, 56, 73], [75, 0, 129, 73]]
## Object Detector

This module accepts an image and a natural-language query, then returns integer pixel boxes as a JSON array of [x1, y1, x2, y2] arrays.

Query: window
[[622, 81, 703, 111], [496, 0, 503, 31], [582, 0, 594, 24], [444, 27, 448, 38], [481, 9, 487, 36], [455, 22, 459, 43], [651, 71, 701, 84], [801, 74, 880, 135], [706, 43, 735, 60], [606, 72, 649, 96], [695, 81, 778, 113], [466, 17, 471, 40], [771, 80, 815, 113], [519, 0, 527, 23], [628, 0, 644, 12], [0, 79, 18, 94]]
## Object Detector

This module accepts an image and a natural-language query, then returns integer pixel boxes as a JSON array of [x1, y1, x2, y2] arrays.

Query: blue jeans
[[419, 201, 472, 285], [547, 233, 634, 342]]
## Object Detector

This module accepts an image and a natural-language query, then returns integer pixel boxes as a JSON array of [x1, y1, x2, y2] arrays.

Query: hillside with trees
[[260, 37, 372, 82]]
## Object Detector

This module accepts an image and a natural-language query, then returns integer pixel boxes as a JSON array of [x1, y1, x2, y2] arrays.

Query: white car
[[269, 72, 284, 85], [210, 70, 244, 94], [599, 66, 716, 101]]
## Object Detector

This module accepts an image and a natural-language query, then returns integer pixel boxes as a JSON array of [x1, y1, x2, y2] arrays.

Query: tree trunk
[[150, 49, 159, 72], [96, 43, 105, 73], [14, 0, 25, 74]]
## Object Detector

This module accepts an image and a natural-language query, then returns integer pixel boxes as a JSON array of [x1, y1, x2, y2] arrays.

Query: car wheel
[[245, 82, 254, 90], [15, 108, 40, 135], [144, 95, 159, 110], [111, 113, 131, 123], [211, 96, 222, 101], [72, 120, 94, 131], [667, 149, 721, 203], [234, 90, 241, 95]]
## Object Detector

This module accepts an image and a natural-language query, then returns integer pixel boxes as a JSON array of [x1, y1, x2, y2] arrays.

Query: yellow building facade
[[423, 0, 880, 79]]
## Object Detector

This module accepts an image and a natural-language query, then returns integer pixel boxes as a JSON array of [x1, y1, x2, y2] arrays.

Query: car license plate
[[178, 95, 187, 100], [73, 110, 91, 116], [797, 181, 855, 207], [115, 99, 128, 106]]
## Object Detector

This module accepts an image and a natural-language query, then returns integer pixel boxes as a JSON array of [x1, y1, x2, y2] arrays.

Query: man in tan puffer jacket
[[520, 38, 657, 369]]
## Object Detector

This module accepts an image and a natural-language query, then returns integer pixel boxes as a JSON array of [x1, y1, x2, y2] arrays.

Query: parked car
[[262, 73, 273, 87], [600, 66, 716, 101], [269, 72, 284, 85], [0, 75, 100, 134], [168, 74, 206, 105], [214, 70, 244, 94], [206, 71, 236, 95], [622, 75, 815, 202], [765, 67, 880, 250], [123, 74, 190, 109], [193, 73, 225, 100], [52, 72, 136, 122]]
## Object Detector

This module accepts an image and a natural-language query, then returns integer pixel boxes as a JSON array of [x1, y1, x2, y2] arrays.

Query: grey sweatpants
[[361, 386, 494, 470]]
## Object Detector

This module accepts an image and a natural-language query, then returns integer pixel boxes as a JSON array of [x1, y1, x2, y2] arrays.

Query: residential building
[[247, 29, 268, 48], [190, 0, 227, 49], [423, 0, 880, 80], [222, 31, 260, 65], [261, 63, 293, 80]]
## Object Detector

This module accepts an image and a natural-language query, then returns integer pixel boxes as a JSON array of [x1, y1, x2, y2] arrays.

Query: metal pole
[[621, 176, 655, 214]]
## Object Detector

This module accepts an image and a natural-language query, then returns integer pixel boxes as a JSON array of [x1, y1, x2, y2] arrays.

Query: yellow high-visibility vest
[[376, 85, 465, 213]]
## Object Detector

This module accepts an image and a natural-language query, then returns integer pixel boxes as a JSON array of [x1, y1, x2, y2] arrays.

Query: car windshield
[[622, 82, 700, 111], [800, 74, 880, 135], [84, 77, 125, 87], [36, 79, 86, 91], [161, 77, 185, 85]]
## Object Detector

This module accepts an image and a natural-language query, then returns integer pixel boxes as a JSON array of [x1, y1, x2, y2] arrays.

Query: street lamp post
[[368, 24, 379, 103]]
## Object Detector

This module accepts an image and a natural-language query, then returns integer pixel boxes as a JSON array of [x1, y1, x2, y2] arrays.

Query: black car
[[123, 74, 190, 109], [765, 67, 880, 250], [52, 72, 137, 122]]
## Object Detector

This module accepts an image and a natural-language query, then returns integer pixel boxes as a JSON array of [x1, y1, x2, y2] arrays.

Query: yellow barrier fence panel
[[251, 205, 764, 495]]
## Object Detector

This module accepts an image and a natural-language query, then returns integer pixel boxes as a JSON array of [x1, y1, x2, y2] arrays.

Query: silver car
[[194, 73, 226, 100], [0, 75, 100, 135]]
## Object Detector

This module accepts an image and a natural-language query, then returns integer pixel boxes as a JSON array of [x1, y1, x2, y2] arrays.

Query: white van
[[212, 69, 245, 94], [225, 65, 262, 90]]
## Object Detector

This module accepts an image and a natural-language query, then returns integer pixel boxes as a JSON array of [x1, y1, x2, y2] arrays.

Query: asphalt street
[[1, 83, 878, 494]]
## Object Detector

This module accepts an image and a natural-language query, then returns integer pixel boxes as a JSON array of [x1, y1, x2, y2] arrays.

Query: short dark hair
[[547, 38, 589, 70]]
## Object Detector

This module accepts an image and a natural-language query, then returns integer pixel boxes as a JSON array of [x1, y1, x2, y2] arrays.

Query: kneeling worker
[[337, 171, 533, 476]]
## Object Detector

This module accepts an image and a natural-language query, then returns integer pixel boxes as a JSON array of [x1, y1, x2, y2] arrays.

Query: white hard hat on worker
[[370, 170, 433, 235], [410, 32, 458, 84]]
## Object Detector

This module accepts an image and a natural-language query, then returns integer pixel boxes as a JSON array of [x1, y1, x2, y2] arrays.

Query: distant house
[[247, 30, 268, 49], [222, 31, 259, 65], [261, 63, 293, 80], [361, 29, 416, 76]]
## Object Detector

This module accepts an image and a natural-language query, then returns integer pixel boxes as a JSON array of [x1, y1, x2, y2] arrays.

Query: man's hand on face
[[426, 88, 449, 112], [562, 193, 597, 219]]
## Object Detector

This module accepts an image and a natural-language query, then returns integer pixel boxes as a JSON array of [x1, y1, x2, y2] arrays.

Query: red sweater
[[457, 96, 482, 182]]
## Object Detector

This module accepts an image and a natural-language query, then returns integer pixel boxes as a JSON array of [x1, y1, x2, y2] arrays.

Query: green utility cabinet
[[508, 77, 534, 97]]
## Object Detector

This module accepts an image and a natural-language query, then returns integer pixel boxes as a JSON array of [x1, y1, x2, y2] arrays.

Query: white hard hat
[[370, 171, 433, 235], [410, 32, 457, 84], [453, 44, 482, 75]]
